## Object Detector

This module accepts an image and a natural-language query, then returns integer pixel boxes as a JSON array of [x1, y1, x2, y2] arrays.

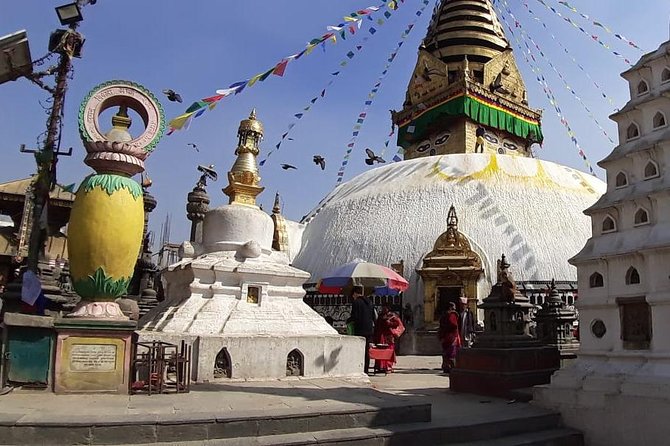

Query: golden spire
[[424, 0, 509, 65], [223, 109, 265, 206]]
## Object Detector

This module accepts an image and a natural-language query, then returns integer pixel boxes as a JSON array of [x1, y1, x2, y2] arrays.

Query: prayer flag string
[[520, 1, 616, 108], [259, 6, 402, 166], [553, 0, 643, 51], [501, 2, 615, 145], [496, 0, 597, 176], [335, 0, 432, 184], [529, 0, 632, 65], [167, 0, 402, 134]]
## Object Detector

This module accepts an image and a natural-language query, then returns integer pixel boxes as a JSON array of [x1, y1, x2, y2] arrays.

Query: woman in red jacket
[[373, 306, 404, 373], [438, 302, 462, 373]]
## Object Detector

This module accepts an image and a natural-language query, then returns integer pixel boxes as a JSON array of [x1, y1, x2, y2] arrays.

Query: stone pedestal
[[53, 318, 136, 394], [450, 255, 560, 396], [450, 346, 560, 396]]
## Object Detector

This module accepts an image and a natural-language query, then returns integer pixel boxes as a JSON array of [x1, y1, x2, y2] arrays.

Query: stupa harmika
[[138, 110, 364, 381]]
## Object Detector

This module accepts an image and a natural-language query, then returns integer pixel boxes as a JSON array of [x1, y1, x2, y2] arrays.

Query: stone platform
[[0, 356, 582, 445], [450, 346, 561, 398]]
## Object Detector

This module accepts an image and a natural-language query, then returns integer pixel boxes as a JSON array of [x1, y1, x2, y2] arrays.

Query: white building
[[535, 39, 670, 446]]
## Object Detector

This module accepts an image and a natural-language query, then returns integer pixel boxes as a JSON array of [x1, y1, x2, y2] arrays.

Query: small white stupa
[[138, 110, 364, 381]]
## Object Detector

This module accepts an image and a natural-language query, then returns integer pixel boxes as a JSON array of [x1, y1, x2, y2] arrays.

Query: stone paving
[[0, 356, 561, 445], [0, 355, 548, 421]]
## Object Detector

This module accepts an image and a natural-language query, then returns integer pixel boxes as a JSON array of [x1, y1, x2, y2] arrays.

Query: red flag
[[202, 94, 224, 103], [273, 59, 289, 77]]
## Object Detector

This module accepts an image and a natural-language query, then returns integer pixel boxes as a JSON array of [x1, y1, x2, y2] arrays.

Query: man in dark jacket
[[349, 285, 376, 373]]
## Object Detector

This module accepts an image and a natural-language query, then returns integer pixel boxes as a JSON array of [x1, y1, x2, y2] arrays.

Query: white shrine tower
[[138, 110, 364, 382], [536, 39, 670, 445]]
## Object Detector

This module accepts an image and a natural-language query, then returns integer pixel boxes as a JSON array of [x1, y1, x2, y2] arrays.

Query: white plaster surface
[[139, 203, 364, 381], [202, 204, 274, 254], [294, 153, 604, 310], [284, 219, 306, 263]]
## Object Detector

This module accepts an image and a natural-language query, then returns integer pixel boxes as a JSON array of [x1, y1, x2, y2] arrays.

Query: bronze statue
[[196, 164, 218, 189]]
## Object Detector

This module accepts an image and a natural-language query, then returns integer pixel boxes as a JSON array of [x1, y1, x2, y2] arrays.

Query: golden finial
[[223, 110, 265, 206], [105, 105, 132, 143]]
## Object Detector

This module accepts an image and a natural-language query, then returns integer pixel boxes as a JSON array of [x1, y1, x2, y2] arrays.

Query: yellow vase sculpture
[[69, 80, 164, 312], [69, 174, 145, 300]]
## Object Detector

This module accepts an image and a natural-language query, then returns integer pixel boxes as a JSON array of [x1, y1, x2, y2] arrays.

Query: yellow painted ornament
[[70, 80, 165, 303], [69, 175, 145, 300]]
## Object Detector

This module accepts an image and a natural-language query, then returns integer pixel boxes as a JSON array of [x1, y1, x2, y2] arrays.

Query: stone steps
[[0, 395, 582, 446], [0, 402, 430, 446], [114, 411, 578, 446], [170, 427, 582, 446]]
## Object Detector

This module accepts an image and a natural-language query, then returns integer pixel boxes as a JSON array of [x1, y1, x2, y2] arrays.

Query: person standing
[[474, 126, 486, 153], [348, 285, 376, 374], [459, 297, 475, 348], [373, 306, 405, 373], [438, 302, 462, 373]]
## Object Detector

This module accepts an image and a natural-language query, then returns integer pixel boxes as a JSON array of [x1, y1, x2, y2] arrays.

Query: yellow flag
[[304, 44, 317, 55], [168, 112, 194, 130], [247, 73, 263, 87]]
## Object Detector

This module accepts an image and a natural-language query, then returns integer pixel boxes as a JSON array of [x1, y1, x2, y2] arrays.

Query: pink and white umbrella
[[317, 260, 408, 294]]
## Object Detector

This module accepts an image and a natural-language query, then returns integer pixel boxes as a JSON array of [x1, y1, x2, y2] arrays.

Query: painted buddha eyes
[[434, 132, 451, 146], [484, 133, 498, 144], [502, 140, 518, 151], [417, 140, 432, 152]]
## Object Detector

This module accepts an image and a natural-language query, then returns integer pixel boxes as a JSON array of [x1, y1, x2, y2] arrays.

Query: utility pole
[[18, 4, 89, 272]]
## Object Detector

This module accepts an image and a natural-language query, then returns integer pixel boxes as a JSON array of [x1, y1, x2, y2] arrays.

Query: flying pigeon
[[365, 148, 386, 165], [313, 155, 326, 170], [281, 164, 297, 170], [187, 143, 199, 152], [162, 89, 183, 103]]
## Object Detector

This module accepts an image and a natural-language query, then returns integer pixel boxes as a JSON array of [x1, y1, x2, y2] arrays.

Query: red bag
[[390, 318, 406, 338]]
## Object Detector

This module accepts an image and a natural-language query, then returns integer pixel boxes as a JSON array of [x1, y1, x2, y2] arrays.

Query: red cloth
[[373, 312, 402, 371], [439, 311, 462, 360]]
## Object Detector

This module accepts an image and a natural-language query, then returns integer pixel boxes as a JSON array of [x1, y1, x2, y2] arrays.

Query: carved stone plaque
[[70, 344, 117, 372]]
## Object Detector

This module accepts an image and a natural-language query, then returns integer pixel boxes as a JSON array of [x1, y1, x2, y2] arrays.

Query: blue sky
[[1, 1, 669, 246]]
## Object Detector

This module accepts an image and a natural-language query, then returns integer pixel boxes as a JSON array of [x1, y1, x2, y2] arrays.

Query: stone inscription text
[[70, 344, 117, 372]]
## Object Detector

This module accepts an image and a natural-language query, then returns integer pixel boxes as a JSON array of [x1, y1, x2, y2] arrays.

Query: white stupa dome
[[292, 153, 605, 306], [202, 204, 274, 254]]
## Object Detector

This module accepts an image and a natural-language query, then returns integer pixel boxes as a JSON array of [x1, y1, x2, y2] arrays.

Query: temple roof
[[0, 177, 75, 206]]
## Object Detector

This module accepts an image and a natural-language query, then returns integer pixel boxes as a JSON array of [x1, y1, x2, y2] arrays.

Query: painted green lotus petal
[[73, 267, 131, 300], [79, 174, 143, 199]]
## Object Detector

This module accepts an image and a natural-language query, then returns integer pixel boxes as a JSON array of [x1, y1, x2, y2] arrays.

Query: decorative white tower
[[137, 111, 365, 382], [535, 39, 670, 445]]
